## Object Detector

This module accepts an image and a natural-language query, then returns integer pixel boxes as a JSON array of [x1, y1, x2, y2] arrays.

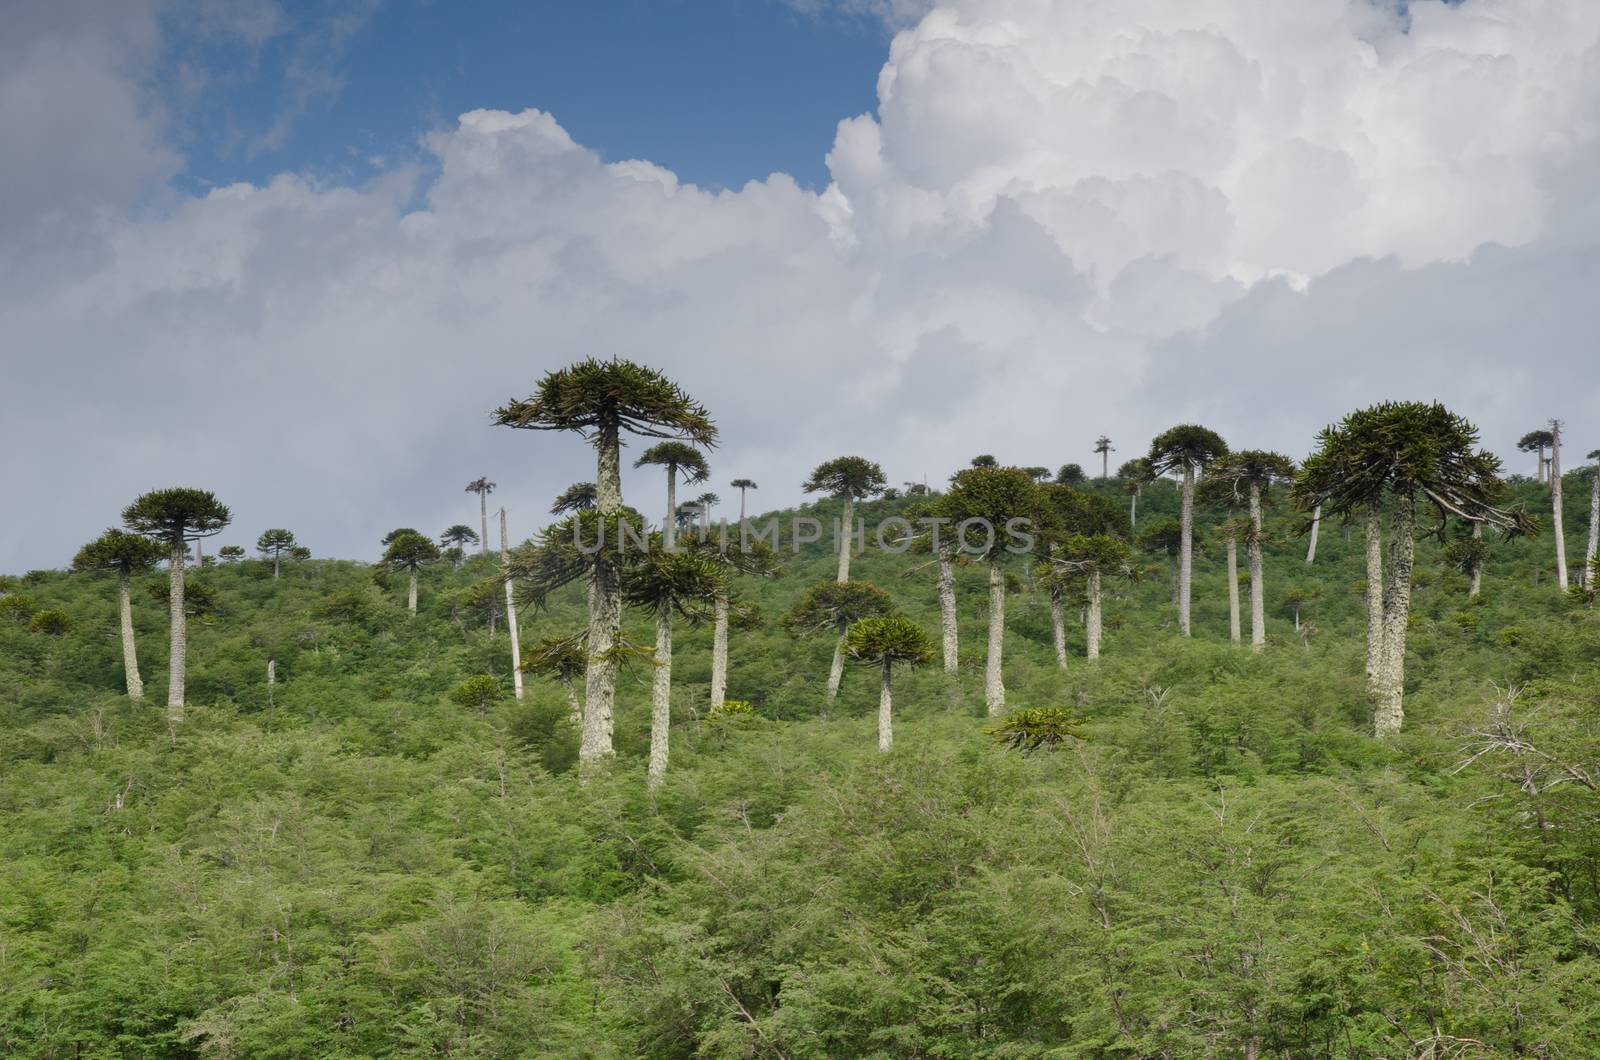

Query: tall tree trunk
[[1375, 493, 1416, 737], [985, 559, 1006, 716], [1469, 522, 1483, 597], [710, 590, 729, 710], [1129, 485, 1139, 528], [119, 568, 143, 700], [1050, 586, 1068, 669], [1179, 463, 1195, 636], [166, 540, 186, 720], [878, 657, 893, 752], [1305, 505, 1321, 564], [1248, 482, 1265, 652], [501, 508, 523, 700], [1102, 450, 1109, 479], [1552, 422, 1568, 591], [1226, 534, 1241, 645], [273, 554, 281, 579], [407, 567, 418, 614], [1538, 447, 1547, 484], [648, 601, 672, 790], [1364, 508, 1384, 706], [583, 422, 623, 766], [1086, 570, 1103, 660], [194, 537, 203, 568], [479, 490, 489, 556], [836, 495, 856, 582], [826, 629, 846, 700], [937, 551, 958, 675], [664, 466, 678, 551], [1587, 469, 1599, 588], [563, 678, 580, 726], [738, 487, 747, 525]]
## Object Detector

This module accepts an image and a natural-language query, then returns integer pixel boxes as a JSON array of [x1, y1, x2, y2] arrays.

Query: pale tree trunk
[[501, 508, 523, 701], [1538, 448, 1547, 484], [1551, 422, 1568, 591], [877, 657, 893, 752], [479, 490, 489, 556], [1305, 505, 1321, 564], [407, 567, 418, 614], [273, 554, 281, 579], [195, 538, 203, 568], [166, 540, 187, 720], [266, 657, 276, 707], [709, 590, 729, 710], [563, 679, 580, 726], [985, 559, 1006, 716], [1129, 485, 1139, 529], [664, 466, 678, 551], [582, 424, 623, 766], [1375, 493, 1416, 737], [1248, 482, 1265, 652], [937, 551, 958, 674], [648, 601, 672, 790], [826, 631, 846, 700], [1587, 470, 1599, 588], [1102, 450, 1110, 479], [1050, 587, 1068, 669], [119, 569, 144, 700], [1469, 522, 1483, 598], [738, 487, 747, 525], [1086, 570, 1103, 660], [1226, 534, 1241, 645], [1179, 463, 1195, 636], [836, 495, 856, 582], [1364, 508, 1384, 704]]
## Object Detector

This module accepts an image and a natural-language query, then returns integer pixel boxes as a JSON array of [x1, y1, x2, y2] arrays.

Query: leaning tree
[[803, 456, 888, 583], [635, 441, 711, 550], [1295, 401, 1533, 736], [1207, 451, 1297, 651], [784, 580, 894, 702], [843, 615, 934, 752], [625, 547, 723, 789], [1148, 425, 1229, 637], [72, 529, 167, 700], [495, 358, 716, 768], [378, 530, 441, 615], [122, 488, 231, 718], [729, 478, 758, 523], [465, 477, 496, 556], [256, 528, 299, 579]]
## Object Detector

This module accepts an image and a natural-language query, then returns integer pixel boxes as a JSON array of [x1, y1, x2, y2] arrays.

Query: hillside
[[3, 476, 1600, 1057]]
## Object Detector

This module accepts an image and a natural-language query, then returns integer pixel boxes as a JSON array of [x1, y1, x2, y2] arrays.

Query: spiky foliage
[[507, 509, 649, 610], [635, 441, 710, 484], [784, 581, 894, 636], [122, 488, 231, 545], [694, 492, 719, 513], [1023, 466, 1052, 483], [381, 527, 421, 546], [1137, 518, 1186, 557], [1117, 458, 1154, 481], [624, 550, 724, 622], [1147, 425, 1229, 478], [1207, 451, 1297, 503], [1093, 435, 1115, 477], [28, 610, 72, 636], [1441, 533, 1491, 580], [451, 674, 504, 716], [465, 477, 497, 497], [843, 615, 935, 667], [1056, 463, 1086, 486], [218, 545, 244, 562], [440, 525, 479, 550], [803, 456, 888, 500], [378, 532, 441, 573], [256, 528, 298, 577], [551, 482, 598, 515], [1571, 556, 1600, 608], [1037, 484, 1130, 542], [523, 635, 588, 684], [730, 478, 757, 491], [935, 466, 1042, 560], [73, 530, 167, 578], [988, 708, 1087, 754], [1518, 430, 1555, 479], [494, 358, 717, 447]]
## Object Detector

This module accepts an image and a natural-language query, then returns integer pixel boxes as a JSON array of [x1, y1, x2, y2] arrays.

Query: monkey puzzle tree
[[1049, 534, 1136, 661], [381, 527, 421, 546], [635, 441, 711, 550], [1035, 485, 1129, 666], [522, 634, 587, 724], [465, 477, 496, 556], [935, 465, 1041, 715], [122, 488, 231, 718], [1137, 517, 1196, 609], [1295, 401, 1532, 736], [1094, 435, 1115, 479], [729, 478, 758, 523], [378, 531, 441, 615], [1550, 420, 1569, 591], [1024, 466, 1052, 484], [1585, 450, 1600, 588], [72, 529, 167, 700], [784, 580, 894, 701], [551, 482, 598, 515], [803, 456, 887, 583], [1207, 451, 1297, 652], [693, 492, 719, 534], [1440, 523, 1491, 597], [1117, 457, 1154, 529], [625, 547, 723, 789], [1198, 474, 1248, 644], [843, 615, 934, 752], [1147, 425, 1229, 636], [439, 524, 479, 563], [689, 536, 778, 714], [495, 358, 716, 767], [218, 545, 244, 562], [894, 501, 966, 675], [1517, 430, 1554, 484], [1055, 463, 1086, 486], [256, 528, 298, 579]]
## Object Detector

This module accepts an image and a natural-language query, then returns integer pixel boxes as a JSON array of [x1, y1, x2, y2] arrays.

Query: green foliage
[[26, 610, 71, 636], [72, 529, 167, 575], [842, 614, 935, 666], [217, 545, 245, 562], [987, 706, 1086, 752], [122, 487, 231, 544], [935, 465, 1041, 559], [255, 527, 297, 558], [0, 595, 34, 623], [783, 580, 894, 634], [1147, 423, 1228, 476], [450, 674, 504, 714], [1055, 462, 1085, 485], [633, 440, 711, 484], [705, 697, 755, 727], [377, 530, 441, 572], [804, 455, 888, 499], [493, 357, 717, 446], [549, 481, 597, 514], [439, 523, 478, 550], [522, 634, 587, 683]]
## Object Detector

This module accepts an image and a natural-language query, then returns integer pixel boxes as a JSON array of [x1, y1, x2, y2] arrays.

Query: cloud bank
[[4, 0, 1599, 570]]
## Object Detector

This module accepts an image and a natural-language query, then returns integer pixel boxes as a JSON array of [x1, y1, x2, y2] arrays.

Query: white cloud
[[4, 0, 1600, 570]]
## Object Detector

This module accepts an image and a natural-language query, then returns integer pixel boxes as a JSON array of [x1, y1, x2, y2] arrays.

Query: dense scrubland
[[4, 459, 1600, 1056]]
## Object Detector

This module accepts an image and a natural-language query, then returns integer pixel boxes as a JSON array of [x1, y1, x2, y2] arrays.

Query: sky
[[3, 0, 1598, 572]]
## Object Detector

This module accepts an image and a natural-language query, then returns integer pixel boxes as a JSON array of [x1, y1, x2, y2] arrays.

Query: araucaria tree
[[440, 524, 479, 563], [691, 536, 778, 714], [256, 528, 298, 579], [843, 615, 934, 752], [378, 531, 441, 615], [550, 482, 597, 515], [1208, 451, 1297, 652], [1036, 485, 1130, 666], [72, 529, 167, 700], [1295, 402, 1531, 736], [465, 478, 496, 555], [1585, 450, 1600, 588], [635, 441, 710, 550], [625, 548, 722, 789], [523, 634, 587, 724], [935, 465, 1040, 715], [729, 478, 758, 523], [122, 488, 231, 718], [1147, 425, 1229, 636], [783, 580, 894, 701], [1094, 435, 1114, 478], [1518, 430, 1554, 484], [1118, 457, 1153, 528], [803, 456, 887, 583], [1550, 420, 1568, 591], [495, 358, 716, 767]]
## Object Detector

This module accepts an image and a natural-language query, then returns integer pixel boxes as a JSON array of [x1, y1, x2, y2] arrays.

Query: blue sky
[[163, 0, 888, 195]]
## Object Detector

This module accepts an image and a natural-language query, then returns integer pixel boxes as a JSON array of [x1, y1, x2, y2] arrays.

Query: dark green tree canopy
[[378, 531, 441, 572], [465, 476, 496, 497], [1023, 466, 1052, 483], [803, 456, 887, 500], [1204, 450, 1297, 505], [382, 527, 421, 546], [934, 466, 1042, 559], [494, 357, 717, 446], [842, 615, 935, 667], [551, 482, 598, 515], [257, 528, 298, 557], [218, 545, 245, 561], [970, 454, 998, 468], [439, 525, 479, 549], [1055, 463, 1086, 485], [1037, 484, 1129, 541], [507, 508, 648, 610], [624, 550, 724, 622], [1147, 425, 1229, 476], [73, 529, 167, 575], [522, 634, 587, 682], [1117, 457, 1154, 481], [1137, 517, 1188, 557], [122, 488, 231, 544], [729, 478, 758, 490], [1517, 430, 1554, 453], [783, 580, 894, 635], [634, 441, 711, 483]]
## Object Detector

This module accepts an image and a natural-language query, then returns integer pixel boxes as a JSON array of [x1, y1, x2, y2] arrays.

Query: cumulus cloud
[[4, 0, 1600, 570]]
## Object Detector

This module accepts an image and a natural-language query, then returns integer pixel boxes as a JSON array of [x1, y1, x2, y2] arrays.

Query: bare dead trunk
[[710, 590, 729, 710], [1552, 422, 1568, 591], [1248, 482, 1265, 652], [1375, 493, 1416, 737], [1179, 463, 1194, 636], [1050, 587, 1068, 669], [166, 540, 186, 720], [648, 601, 672, 790], [1305, 504, 1321, 564], [119, 569, 144, 700], [1086, 570, 1103, 660], [1226, 534, 1241, 645], [836, 495, 855, 582], [878, 657, 893, 753], [501, 508, 523, 700], [937, 551, 958, 675], [582, 422, 623, 767], [985, 559, 1006, 716]]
